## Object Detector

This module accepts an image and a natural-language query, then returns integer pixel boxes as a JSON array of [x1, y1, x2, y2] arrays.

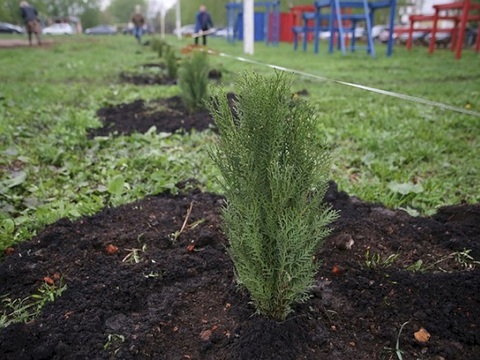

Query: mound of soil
[[119, 64, 222, 86], [89, 96, 216, 138], [119, 72, 175, 86], [0, 182, 479, 359]]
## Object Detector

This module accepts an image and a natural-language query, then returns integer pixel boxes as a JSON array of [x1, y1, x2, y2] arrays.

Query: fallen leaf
[[200, 329, 212, 341], [105, 244, 118, 254], [43, 276, 54, 285], [53, 272, 61, 280], [414, 327, 431, 343], [332, 265, 344, 275], [187, 244, 195, 252], [173, 326, 179, 332], [349, 172, 359, 183], [4, 247, 14, 255], [64, 311, 73, 319], [211, 325, 218, 331]]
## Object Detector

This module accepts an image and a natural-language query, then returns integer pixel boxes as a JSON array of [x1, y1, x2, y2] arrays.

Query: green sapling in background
[[165, 47, 178, 80], [178, 51, 209, 113]]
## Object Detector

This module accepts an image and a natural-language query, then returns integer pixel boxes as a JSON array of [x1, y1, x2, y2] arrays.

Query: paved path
[[0, 38, 54, 48]]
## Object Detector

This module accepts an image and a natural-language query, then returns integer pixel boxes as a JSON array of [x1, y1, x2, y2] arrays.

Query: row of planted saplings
[[151, 38, 209, 114]]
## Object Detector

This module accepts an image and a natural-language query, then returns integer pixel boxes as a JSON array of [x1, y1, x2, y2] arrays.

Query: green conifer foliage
[[165, 47, 178, 79], [178, 51, 209, 113], [209, 71, 338, 321]]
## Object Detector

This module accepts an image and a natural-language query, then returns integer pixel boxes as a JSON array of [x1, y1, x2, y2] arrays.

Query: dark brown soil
[[119, 72, 176, 86], [89, 96, 216, 138], [0, 181, 479, 360], [119, 66, 221, 86]]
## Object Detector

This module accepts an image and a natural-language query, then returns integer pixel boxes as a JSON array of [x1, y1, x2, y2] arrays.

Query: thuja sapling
[[165, 47, 178, 79], [150, 38, 165, 57], [208, 71, 338, 321], [178, 51, 209, 113]]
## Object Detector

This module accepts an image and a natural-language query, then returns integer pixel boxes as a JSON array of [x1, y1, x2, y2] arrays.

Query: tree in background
[[176, 0, 321, 30], [157, 0, 327, 36], [0, 0, 101, 24], [41, 0, 101, 20], [0, 0, 15, 23], [180, 0, 229, 28], [80, 6, 102, 29], [0, 0, 44, 24], [107, 0, 147, 24]]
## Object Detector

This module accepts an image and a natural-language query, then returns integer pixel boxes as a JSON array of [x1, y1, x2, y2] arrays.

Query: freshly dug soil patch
[[119, 65, 221, 86], [90, 93, 238, 138], [0, 182, 479, 359], [119, 70, 176, 86], [89, 96, 216, 138]]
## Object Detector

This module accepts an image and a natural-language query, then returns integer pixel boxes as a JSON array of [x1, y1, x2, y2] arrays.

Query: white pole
[[160, 7, 166, 38], [176, 0, 182, 40], [244, 0, 254, 54]]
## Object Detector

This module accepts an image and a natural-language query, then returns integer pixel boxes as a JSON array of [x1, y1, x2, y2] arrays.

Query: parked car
[[85, 25, 117, 35], [316, 27, 365, 40], [213, 27, 234, 38], [172, 24, 195, 36], [42, 23, 73, 35], [371, 25, 398, 43], [423, 31, 451, 45], [371, 25, 386, 41], [397, 31, 426, 44], [122, 23, 154, 35], [0, 21, 25, 34]]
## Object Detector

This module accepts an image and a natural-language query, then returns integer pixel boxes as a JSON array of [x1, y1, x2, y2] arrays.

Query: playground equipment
[[312, 0, 396, 57], [226, 1, 281, 45], [314, 0, 376, 57]]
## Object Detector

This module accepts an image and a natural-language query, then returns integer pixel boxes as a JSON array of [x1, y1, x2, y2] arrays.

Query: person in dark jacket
[[20, 1, 41, 46], [194, 5, 213, 46]]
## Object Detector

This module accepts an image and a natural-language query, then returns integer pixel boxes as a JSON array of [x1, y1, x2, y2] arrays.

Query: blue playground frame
[[226, 1, 281, 46]]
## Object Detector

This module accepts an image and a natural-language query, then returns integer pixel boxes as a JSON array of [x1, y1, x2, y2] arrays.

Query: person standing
[[20, 1, 41, 46], [131, 5, 145, 44], [194, 5, 213, 46]]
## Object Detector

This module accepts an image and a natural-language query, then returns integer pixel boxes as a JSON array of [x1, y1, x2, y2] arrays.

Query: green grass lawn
[[0, 34, 479, 249]]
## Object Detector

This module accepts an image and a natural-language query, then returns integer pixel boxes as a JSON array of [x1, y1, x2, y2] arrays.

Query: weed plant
[[209, 71, 338, 321], [178, 50, 209, 113], [0, 279, 66, 329]]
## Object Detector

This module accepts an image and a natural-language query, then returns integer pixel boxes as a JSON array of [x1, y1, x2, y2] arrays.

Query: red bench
[[404, 14, 458, 50], [429, 0, 480, 59]]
